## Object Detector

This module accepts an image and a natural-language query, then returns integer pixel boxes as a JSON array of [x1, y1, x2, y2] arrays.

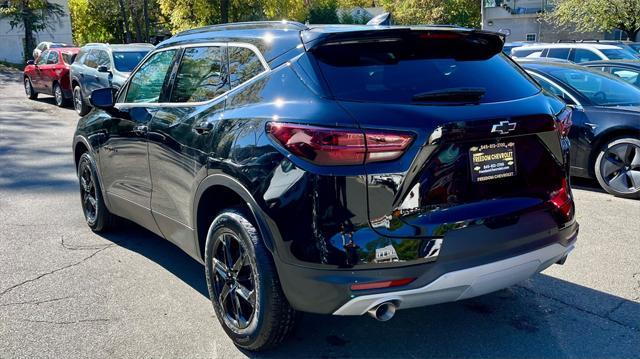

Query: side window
[[96, 50, 111, 68], [125, 50, 177, 103], [36, 50, 49, 65], [609, 67, 640, 85], [547, 48, 570, 60], [84, 50, 98, 69], [535, 76, 576, 105], [171, 46, 229, 103], [571, 49, 601, 63], [46, 51, 59, 64], [76, 49, 87, 65], [228, 46, 265, 88]]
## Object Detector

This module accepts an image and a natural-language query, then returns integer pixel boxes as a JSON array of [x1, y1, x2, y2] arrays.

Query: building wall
[[483, 6, 605, 42], [0, 0, 73, 64]]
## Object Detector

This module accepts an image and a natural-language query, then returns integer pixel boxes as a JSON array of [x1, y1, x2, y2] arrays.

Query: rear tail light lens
[[266, 122, 413, 166], [549, 177, 573, 220], [555, 108, 572, 137], [350, 277, 416, 291]]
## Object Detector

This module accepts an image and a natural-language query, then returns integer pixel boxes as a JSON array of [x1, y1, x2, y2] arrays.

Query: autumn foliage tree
[[546, 0, 640, 40]]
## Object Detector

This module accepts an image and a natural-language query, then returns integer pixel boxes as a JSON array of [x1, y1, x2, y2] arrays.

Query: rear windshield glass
[[113, 51, 150, 72], [312, 37, 540, 104], [600, 49, 637, 60]]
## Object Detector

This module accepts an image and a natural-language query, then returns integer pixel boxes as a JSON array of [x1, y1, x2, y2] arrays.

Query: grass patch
[[0, 60, 23, 71]]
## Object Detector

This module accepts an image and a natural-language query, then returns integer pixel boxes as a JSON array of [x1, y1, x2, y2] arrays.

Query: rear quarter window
[[311, 39, 540, 104]]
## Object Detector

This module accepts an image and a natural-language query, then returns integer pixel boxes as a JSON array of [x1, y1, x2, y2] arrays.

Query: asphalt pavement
[[1, 66, 639, 358]]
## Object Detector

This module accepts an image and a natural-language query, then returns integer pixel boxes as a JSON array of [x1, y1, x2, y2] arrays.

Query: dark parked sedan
[[582, 60, 640, 88], [522, 61, 640, 198]]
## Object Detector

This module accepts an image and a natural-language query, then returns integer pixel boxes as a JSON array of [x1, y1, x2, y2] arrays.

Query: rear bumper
[[333, 241, 574, 315], [274, 220, 578, 314]]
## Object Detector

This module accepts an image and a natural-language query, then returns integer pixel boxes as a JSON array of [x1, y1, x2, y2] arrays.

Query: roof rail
[[175, 20, 308, 37]]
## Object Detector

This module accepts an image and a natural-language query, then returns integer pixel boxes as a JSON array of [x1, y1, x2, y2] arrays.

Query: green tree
[[378, 0, 480, 27], [546, 0, 640, 40], [0, 0, 65, 62], [307, 0, 339, 24]]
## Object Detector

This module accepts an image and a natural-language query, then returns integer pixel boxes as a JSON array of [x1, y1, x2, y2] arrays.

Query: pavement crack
[[0, 245, 113, 297], [0, 296, 72, 307], [21, 318, 112, 325], [517, 285, 639, 332], [60, 235, 112, 251]]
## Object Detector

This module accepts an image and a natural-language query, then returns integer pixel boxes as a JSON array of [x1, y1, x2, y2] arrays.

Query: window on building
[[171, 46, 229, 103], [525, 33, 537, 42]]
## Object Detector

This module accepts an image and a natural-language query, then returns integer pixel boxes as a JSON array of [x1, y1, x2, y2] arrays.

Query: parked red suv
[[24, 47, 79, 107]]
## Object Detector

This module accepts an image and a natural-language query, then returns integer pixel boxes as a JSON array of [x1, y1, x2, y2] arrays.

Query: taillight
[[550, 177, 573, 220], [556, 108, 572, 137], [350, 277, 415, 291], [266, 122, 413, 166]]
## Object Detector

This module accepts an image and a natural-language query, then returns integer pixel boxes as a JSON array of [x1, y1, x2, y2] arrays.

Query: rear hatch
[[308, 28, 571, 239]]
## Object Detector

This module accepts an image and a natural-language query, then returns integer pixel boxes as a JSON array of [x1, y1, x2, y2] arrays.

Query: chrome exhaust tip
[[368, 302, 396, 321]]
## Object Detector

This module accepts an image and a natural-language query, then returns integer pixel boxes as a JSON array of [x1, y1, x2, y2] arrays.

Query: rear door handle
[[194, 122, 213, 135], [134, 125, 148, 136]]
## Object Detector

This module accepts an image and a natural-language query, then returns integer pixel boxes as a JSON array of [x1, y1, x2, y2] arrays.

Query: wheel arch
[[193, 174, 276, 261], [589, 126, 640, 177]]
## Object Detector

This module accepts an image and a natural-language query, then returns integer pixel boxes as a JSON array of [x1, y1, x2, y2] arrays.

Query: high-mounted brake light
[[266, 122, 413, 166], [556, 108, 572, 137]]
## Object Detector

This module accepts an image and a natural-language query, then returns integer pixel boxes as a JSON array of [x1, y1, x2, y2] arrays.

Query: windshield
[[601, 49, 638, 60], [312, 37, 540, 104], [113, 51, 149, 72], [548, 67, 640, 106]]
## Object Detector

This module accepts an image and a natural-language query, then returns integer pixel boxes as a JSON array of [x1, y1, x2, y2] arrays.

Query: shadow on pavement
[[570, 176, 607, 194], [98, 222, 639, 359]]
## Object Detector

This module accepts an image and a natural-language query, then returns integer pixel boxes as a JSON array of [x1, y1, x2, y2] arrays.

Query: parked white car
[[511, 43, 638, 63], [32, 41, 71, 61]]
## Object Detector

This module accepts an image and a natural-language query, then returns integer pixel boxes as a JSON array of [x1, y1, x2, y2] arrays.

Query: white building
[[0, 0, 73, 64], [337, 6, 385, 23], [482, 0, 615, 42]]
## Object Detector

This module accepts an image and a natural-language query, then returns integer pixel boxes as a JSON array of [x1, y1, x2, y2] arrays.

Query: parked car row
[[23, 41, 153, 114]]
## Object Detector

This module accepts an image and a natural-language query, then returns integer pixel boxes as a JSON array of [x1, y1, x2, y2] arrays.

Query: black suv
[[73, 22, 578, 350], [70, 43, 154, 115]]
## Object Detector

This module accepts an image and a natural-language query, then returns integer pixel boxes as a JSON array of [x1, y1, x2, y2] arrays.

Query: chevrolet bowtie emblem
[[491, 120, 517, 135]]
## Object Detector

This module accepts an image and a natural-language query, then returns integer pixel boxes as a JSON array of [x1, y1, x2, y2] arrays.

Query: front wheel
[[24, 77, 37, 99], [204, 209, 298, 351], [73, 85, 90, 116], [594, 137, 640, 199]]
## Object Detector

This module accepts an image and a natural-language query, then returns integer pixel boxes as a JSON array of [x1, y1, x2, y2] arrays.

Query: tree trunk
[[117, 0, 132, 43], [143, 0, 150, 43], [220, 0, 229, 23], [130, 1, 143, 43], [22, 0, 35, 62]]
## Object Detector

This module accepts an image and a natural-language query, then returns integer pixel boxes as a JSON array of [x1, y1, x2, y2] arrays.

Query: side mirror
[[97, 65, 110, 73], [26, 60, 35, 65], [90, 88, 114, 109]]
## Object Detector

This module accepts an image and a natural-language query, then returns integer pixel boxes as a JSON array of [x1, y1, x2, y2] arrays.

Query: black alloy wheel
[[211, 231, 257, 330], [77, 153, 115, 231], [205, 209, 298, 351], [595, 138, 640, 199]]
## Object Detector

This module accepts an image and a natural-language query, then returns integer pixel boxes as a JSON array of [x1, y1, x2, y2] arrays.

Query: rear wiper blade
[[412, 87, 486, 103]]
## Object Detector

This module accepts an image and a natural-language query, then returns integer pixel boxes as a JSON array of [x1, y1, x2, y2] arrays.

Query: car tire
[[77, 152, 116, 231], [53, 82, 68, 107], [73, 85, 90, 116], [24, 77, 37, 100], [594, 137, 640, 199], [204, 208, 298, 351]]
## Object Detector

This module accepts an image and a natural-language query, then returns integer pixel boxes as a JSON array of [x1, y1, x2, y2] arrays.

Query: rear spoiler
[[301, 27, 505, 59]]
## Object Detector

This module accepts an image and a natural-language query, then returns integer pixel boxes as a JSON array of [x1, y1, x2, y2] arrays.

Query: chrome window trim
[[115, 41, 270, 109], [528, 71, 583, 109]]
